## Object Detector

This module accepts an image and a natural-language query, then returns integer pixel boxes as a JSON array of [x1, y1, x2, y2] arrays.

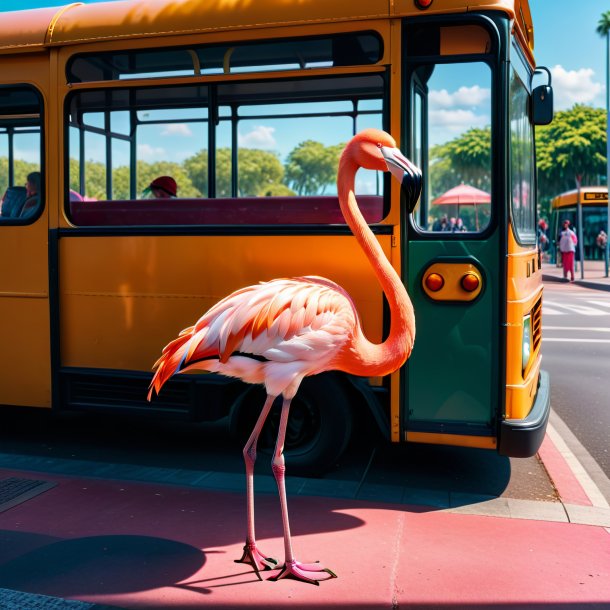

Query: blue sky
[[530, 0, 608, 110], [1, 0, 608, 181]]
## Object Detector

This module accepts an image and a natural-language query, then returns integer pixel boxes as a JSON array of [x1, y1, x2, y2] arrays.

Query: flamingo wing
[[148, 277, 356, 399]]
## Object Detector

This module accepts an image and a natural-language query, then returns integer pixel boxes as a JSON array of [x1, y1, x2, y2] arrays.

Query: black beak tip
[[402, 167, 422, 213]]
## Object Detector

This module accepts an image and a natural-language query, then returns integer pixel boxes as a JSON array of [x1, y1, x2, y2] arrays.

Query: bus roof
[[0, 0, 534, 56], [551, 186, 608, 208]]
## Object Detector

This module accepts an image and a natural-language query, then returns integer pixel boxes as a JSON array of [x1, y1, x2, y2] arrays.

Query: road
[[542, 281, 610, 480]]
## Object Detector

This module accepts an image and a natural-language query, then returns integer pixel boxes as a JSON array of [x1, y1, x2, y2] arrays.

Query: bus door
[[402, 19, 501, 448], [0, 85, 51, 408]]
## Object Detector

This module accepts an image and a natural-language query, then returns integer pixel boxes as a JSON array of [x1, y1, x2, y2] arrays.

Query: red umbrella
[[431, 184, 491, 230]]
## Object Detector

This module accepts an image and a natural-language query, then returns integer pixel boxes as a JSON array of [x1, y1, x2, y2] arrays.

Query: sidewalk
[[542, 258, 610, 291], [1, 426, 609, 609]]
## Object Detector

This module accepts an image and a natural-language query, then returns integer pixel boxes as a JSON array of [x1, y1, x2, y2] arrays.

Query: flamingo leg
[[235, 393, 279, 579], [269, 397, 337, 585]]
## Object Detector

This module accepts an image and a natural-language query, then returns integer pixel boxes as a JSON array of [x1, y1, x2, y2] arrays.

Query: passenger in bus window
[[454, 217, 467, 232], [143, 176, 178, 199], [432, 214, 448, 231], [558, 219, 577, 282], [0, 186, 27, 218], [20, 172, 42, 219]]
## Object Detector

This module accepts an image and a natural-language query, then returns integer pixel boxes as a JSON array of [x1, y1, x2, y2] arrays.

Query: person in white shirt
[[558, 219, 577, 281]]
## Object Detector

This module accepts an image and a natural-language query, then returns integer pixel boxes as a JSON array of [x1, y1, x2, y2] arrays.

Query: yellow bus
[[550, 186, 608, 262], [0, 0, 551, 475]]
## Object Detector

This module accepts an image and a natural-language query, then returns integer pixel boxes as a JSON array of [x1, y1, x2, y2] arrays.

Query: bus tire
[[230, 373, 352, 477]]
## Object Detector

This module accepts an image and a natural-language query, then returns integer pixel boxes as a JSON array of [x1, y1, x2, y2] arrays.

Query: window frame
[[63, 69, 390, 227], [404, 15, 501, 240], [0, 84, 45, 226], [66, 31, 384, 84], [509, 40, 537, 245]]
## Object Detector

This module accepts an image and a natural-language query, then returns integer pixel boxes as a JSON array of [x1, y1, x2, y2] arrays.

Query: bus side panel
[[58, 233, 388, 372], [0, 52, 51, 408], [0, 223, 51, 408], [405, 235, 500, 439]]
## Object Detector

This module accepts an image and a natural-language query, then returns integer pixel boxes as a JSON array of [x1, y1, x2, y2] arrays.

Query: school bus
[[0, 0, 551, 475], [550, 186, 608, 263]]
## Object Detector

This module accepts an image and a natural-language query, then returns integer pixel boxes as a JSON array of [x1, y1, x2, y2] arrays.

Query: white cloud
[[137, 143, 166, 160], [428, 86, 491, 145], [429, 85, 491, 109], [238, 125, 277, 149], [161, 123, 193, 137], [430, 108, 488, 131], [550, 64, 603, 110]]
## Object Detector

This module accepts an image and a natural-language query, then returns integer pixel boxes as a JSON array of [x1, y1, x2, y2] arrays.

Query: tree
[[183, 149, 209, 195], [70, 158, 200, 200], [237, 148, 284, 196], [429, 127, 492, 197], [0, 157, 41, 196], [184, 148, 285, 197], [535, 104, 607, 215], [284, 140, 343, 195]]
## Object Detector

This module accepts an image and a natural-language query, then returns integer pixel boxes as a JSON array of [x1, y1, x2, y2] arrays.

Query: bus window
[[412, 61, 492, 233], [67, 32, 383, 83], [0, 86, 43, 223], [66, 73, 386, 225], [510, 53, 536, 243]]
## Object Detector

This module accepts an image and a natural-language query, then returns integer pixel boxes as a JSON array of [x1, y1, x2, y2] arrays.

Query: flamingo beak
[[380, 146, 422, 212]]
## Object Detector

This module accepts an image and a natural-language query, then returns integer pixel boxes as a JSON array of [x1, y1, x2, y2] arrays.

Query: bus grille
[[531, 298, 542, 353]]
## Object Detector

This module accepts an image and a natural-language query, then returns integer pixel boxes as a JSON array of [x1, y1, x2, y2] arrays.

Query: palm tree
[[597, 11, 610, 276]]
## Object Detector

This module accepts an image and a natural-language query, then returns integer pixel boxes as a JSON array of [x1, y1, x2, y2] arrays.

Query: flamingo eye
[[377, 143, 382, 148]]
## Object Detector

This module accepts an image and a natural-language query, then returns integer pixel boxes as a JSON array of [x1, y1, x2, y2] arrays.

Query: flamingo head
[[347, 128, 422, 212]]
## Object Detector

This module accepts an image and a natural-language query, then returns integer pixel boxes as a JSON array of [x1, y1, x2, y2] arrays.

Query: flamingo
[[148, 128, 421, 585]]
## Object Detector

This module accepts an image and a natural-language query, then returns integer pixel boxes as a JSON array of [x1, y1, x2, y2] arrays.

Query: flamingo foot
[[235, 542, 278, 580], [269, 559, 337, 585]]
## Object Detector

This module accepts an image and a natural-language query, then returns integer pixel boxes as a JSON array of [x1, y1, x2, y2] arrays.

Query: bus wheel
[[230, 374, 352, 477]]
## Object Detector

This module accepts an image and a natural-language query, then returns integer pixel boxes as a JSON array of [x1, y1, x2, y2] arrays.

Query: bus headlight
[[522, 314, 532, 373]]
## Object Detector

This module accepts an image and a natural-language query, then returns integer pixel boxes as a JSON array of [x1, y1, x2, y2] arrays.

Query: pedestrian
[[558, 219, 577, 281], [538, 218, 549, 252], [432, 214, 448, 231]]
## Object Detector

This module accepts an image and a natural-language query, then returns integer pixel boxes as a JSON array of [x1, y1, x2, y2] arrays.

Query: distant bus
[[0, 0, 551, 474], [550, 187, 608, 261]]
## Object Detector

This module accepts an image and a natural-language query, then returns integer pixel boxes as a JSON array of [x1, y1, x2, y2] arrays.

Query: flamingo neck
[[335, 156, 415, 377]]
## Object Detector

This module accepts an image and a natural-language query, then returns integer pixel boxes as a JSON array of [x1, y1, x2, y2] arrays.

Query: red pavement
[[0, 451, 609, 609], [538, 433, 593, 506]]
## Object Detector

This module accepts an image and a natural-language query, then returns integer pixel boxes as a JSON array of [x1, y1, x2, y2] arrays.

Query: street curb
[[542, 273, 610, 292], [538, 431, 592, 506], [1, 449, 609, 527]]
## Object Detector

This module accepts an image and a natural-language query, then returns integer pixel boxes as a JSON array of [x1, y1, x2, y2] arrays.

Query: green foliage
[[183, 148, 285, 196], [429, 127, 492, 198], [0, 157, 40, 196], [596, 10, 610, 37], [237, 148, 284, 196], [70, 158, 201, 199], [429, 105, 608, 221], [183, 150, 208, 195], [284, 140, 343, 195], [535, 104, 607, 215]]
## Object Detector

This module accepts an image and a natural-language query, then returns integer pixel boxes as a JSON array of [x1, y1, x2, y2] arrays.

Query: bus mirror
[[532, 66, 553, 125]]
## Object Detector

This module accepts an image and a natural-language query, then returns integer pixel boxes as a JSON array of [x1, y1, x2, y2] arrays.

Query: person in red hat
[[145, 176, 178, 199]]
